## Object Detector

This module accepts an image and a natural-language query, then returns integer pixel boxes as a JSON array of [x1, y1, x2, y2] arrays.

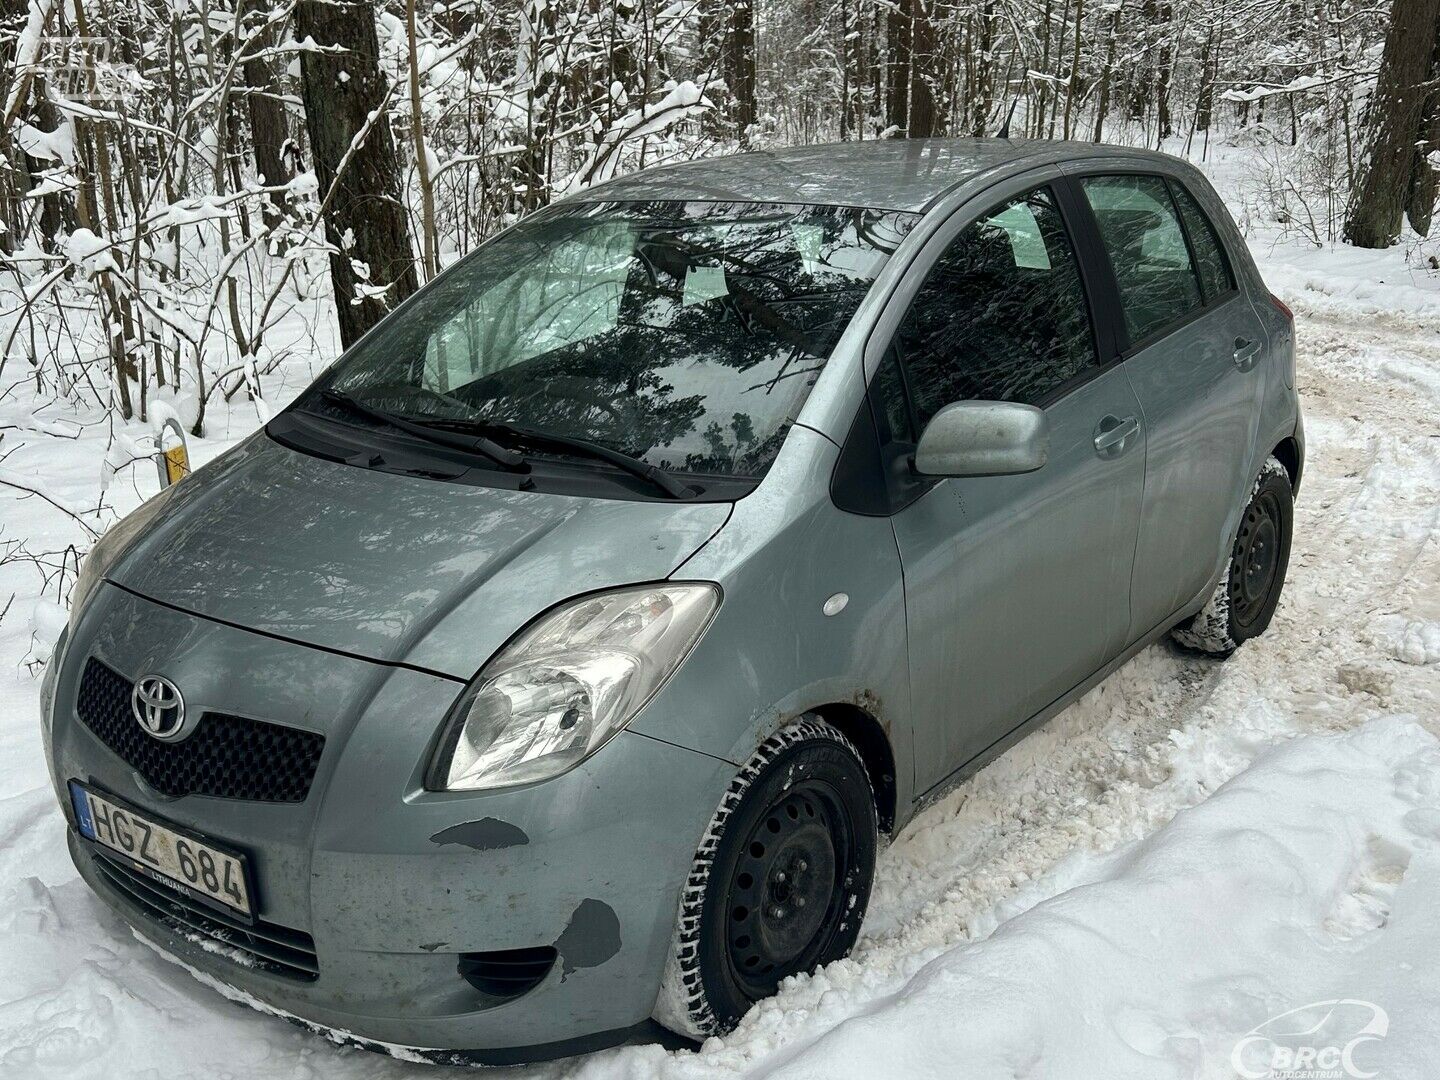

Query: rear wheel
[[1172, 456, 1293, 656], [655, 719, 877, 1038]]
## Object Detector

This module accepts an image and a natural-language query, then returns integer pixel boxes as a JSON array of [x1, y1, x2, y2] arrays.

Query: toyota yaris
[[42, 138, 1302, 1063]]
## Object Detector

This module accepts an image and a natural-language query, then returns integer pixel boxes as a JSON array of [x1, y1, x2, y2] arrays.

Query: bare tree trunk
[[407, 0, 439, 280], [840, 0, 856, 139], [1035, 0, 1053, 137], [908, 0, 939, 136], [295, 0, 419, 349], [884, 0, 936, 136], [1195, 28, 1216, 132], [839, 0, 851, 138], [237, 0, 290, 215], [0, 0, 57, 254], [885, 0, 911, 133], [513, 0, 556, 213], [1045, 0, 1068, 138], [1154, 2, 1173, 141], [1129, 0, 1157, 122], [8, 75, 68, 247], [1061, 0, 1083, 139], [700, 0, 757, 141], [730, 0, 757, 139], [1346, 0, 1440, 247], [1093, 8, 1117, 141], [1405, 28, 1440, 234], [969, 1, 996, 137]]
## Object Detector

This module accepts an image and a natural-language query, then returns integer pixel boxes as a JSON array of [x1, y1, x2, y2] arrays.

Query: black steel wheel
[[655, 720, 878, 1038], [723, 779, 855, 998], [1173, 456, 1294, 656], [1229, 486, 1284, 633]]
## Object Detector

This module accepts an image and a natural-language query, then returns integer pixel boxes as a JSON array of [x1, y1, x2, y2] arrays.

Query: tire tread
[[1172, 455, 1292, 655], [654, 719, 871, 1039]]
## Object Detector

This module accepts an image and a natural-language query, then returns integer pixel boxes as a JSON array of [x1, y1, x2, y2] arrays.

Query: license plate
[[69, 781, 254, 919]]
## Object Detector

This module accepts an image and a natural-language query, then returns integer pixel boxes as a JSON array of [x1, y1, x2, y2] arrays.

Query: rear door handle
[[1093, 414, 1140, 457], [1233, 337, 1261, 371]]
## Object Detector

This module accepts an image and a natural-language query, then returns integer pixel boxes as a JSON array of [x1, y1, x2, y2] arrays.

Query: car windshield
[[301, 200, 918, 479]]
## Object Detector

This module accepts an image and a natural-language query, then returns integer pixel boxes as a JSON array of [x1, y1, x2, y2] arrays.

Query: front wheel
[[1172, 456, 1293, 656], [655, 719, 878, 1038]]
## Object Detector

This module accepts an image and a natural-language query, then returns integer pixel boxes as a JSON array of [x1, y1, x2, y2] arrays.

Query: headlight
[[70, 484, 179, 621], [430, 583, 720, 791]]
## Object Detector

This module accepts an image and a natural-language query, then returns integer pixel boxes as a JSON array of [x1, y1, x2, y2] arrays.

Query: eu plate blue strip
[[68, 781, 96, 839]]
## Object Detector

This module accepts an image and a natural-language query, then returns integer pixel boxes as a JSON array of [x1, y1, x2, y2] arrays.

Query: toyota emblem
[[131, 675, 185, 739]]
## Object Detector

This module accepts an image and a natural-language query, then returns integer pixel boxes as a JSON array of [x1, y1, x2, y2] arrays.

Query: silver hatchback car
[[42, 139, 1301, 1064]]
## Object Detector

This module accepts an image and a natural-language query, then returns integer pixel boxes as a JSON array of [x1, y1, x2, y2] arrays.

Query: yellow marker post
[[155, 417, 191, 489]]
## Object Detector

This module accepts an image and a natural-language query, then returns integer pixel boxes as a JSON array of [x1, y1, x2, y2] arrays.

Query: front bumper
[[46, 584, 731, 1059]]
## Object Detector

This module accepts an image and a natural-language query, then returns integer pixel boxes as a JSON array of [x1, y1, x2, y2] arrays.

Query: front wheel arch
[[808, 702, 897, 836]]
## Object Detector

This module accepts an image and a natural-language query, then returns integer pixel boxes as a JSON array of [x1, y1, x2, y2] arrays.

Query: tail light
[[1269, 293, 1294, 322]]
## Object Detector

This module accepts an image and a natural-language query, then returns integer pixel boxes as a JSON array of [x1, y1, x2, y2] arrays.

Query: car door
[[878, 181, 1146, 793], [1074, 173, 1266, 640]]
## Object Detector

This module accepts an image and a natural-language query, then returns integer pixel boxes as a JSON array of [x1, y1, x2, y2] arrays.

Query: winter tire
[[654, 719, 878, 1039], [1172, 456, 1293, 656]]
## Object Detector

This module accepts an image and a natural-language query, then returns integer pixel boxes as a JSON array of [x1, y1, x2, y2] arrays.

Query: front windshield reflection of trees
[[319, 201, 917, 478]]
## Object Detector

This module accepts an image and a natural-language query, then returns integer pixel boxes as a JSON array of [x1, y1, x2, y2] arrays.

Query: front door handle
[[1093, 414, 1140, 457], [1233, 337, 1262, 371]]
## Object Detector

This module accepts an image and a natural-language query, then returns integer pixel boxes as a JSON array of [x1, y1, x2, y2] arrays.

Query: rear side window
[[1170, 182, 1236, 302], [893, 185, 1098, 424], [1081, 174, 1202, 344]]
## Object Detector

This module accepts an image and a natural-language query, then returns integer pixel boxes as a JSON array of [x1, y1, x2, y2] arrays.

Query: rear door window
[[892, 185, 1099, 425], [1170, 182, 1236, 302], [1080, 174, 1203, 344]]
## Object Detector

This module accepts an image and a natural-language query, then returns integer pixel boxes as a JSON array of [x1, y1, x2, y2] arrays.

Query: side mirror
[[913, 401, 1048, 477]]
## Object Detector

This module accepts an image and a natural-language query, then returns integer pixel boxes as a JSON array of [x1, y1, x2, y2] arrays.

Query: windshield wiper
[[318, 389, 528, 472], [427, 416, 698, 500]]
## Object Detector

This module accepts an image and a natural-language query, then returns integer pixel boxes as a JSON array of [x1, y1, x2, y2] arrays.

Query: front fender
[[626, 429, 913, 820]]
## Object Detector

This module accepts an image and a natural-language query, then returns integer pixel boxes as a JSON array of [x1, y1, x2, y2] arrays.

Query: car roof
[[572, 138, 1176, 214]]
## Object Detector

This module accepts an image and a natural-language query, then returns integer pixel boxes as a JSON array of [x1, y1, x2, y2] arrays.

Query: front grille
[[76, 658, 324, 802], [91, 850, 319, 981]]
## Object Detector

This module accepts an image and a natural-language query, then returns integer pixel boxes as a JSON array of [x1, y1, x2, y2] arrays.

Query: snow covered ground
[[2, 164, 1438, 1078]]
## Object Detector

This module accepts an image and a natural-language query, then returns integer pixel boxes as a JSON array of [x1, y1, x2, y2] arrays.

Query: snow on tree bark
[[295, 0, 418, 349], [1344, 0, 1440, 248], [1404, 28, 1440, 236]]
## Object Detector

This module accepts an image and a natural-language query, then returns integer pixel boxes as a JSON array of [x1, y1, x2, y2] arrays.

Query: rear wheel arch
[[1173, 455, 1293, 655], [1272, 436, 1302, 496]]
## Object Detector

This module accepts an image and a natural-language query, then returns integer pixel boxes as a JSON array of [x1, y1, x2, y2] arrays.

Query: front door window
[[891, 185, 1100, 424]]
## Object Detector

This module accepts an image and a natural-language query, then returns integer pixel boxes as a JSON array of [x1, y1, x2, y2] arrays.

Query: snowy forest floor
[[1, 154, 1439, 1078]]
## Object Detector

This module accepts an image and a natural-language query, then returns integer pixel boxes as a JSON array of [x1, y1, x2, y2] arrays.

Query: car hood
[[109, 433, 730, 679]]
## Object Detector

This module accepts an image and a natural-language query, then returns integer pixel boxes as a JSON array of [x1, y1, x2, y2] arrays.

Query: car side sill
[[906, 602, 1204, 823]]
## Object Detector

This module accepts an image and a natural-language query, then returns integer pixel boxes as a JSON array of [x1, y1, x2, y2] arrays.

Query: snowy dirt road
[[1, 282, 1438, 1078]]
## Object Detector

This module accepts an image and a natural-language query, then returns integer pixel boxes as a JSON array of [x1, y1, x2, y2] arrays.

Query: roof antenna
[[996, 97, 1019, 140]]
